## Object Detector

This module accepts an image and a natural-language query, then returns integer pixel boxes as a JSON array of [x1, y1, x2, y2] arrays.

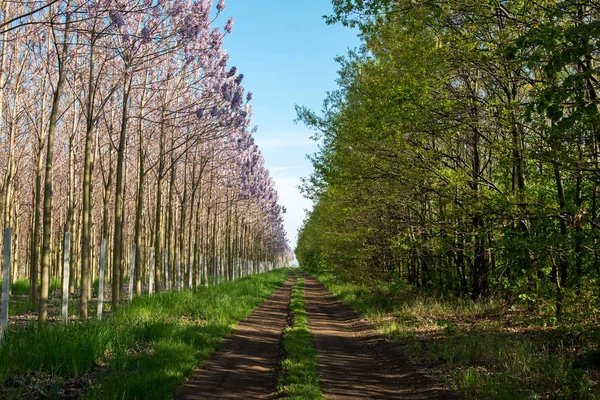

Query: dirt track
[[176, 273, 295, 399], [177, 270, 458, 399], [300, 272, 457, 399]]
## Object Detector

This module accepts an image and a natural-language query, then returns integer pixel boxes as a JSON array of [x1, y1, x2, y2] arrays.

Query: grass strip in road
[[278, 274, 325, 399], [0, 268, 289, 399], [305, 269, 600, 400]]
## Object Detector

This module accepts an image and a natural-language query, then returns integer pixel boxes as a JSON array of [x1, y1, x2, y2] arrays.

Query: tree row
[[0, 0, 291, 325], [297, 0, 600, 313]]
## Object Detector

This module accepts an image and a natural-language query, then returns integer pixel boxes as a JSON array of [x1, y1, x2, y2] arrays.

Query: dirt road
[[301, 272, 457, 399], [176, 274, 295, 399], [177, 271, 457, 399]]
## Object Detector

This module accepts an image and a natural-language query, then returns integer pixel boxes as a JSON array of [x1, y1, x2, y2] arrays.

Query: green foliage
[[278, 274, 324, 399], [92, 276, 100, 297], [10, 279, 30, 296], [296, 0, 600, 313], [0, 269, 289, 399], [0, 278, 64, 316], [0, 278, 61, 296]]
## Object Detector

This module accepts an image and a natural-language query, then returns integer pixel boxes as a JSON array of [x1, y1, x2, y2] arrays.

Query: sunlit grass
[[278, 274, 325, 399], [306, 270, 600, 399], [0, 278, 63, 316], [0, 268, 289, 399]]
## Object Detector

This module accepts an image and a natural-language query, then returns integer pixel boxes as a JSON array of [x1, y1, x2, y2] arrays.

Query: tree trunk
[[553, 162, 568, 316], [111, 70, 132, 312], [39, 13, 70, 325], [153, 112, 166, 293], [80, 39, 97, 320], [133, 71, 148, 296]]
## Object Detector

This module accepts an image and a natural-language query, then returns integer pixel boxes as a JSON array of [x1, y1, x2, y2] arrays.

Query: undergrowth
[[278, 273, 324, 399], [0, 278, 63, 317], [306, 269, 600, 400], [0, 278, 62, 296], [0, 268, 289, 399]]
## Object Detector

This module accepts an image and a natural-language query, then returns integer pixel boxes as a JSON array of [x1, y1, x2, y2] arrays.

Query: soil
[[176, 270, 459, 399], [300, 272, 459, 399], [175, 274, 296, 399]]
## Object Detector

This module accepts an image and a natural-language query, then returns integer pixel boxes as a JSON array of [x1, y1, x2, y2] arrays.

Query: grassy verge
[[278, 274, 324, 399], [0, 268, 289, 399], [305, 269, 600, 400]]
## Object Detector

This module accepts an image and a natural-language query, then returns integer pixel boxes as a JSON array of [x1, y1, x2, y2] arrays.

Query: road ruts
[[301, 272, 460, 400], [176, 273, 296, 400]]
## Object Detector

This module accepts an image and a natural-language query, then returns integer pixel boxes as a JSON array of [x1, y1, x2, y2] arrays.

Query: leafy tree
[[297, 0, 600, 313]]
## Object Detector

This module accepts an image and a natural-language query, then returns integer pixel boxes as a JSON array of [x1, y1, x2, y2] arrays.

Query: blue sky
[[220, 1, 360, 256]]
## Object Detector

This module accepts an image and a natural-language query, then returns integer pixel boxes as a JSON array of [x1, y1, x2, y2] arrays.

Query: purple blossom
[[209, 28, 222, 49], [219, 54, 229, 67], [232, 91, 243, 108], [221, 83, 232, 100], [140, 26, 151, 44], [184, 50, 195, 64], [216, 0, 226, 11], [211, 106, 220, 117], [109, 10, 125, 28], [228, 66, 237, 77], [224, 17, 234, 34], [195, 108, 204, 119], [169, 0, 184, 17], [235, 73, 244, 85], [246, 92, 253, 102], [87, 2, 101, 14], [198, 52, 209, 65]]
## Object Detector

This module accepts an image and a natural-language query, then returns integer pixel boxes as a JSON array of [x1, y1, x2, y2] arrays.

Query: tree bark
[[111, 70, 132, 312], [40, 7, 71, 325]]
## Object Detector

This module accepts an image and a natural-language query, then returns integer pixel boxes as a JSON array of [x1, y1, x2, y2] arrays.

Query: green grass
[[278, 274, 325, 399], [0, 268, 289, 399], [305, 269, 600, 400], [0, 278, 63, 316], [0, 277, 62, 296]]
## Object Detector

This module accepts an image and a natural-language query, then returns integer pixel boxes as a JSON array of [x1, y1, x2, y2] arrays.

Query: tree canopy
[[297, 0, 600, 312]]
